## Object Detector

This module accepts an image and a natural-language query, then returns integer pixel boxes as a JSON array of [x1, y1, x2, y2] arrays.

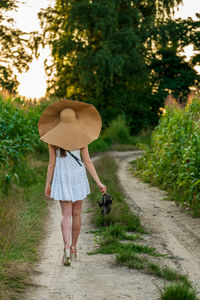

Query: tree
[[0, 0, 40, 93], [150, 18, 200, 102], [39, 0, 199, 133]]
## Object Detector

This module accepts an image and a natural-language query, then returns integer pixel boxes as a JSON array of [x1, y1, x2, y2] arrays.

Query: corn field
[[136, 97, 200, 216]]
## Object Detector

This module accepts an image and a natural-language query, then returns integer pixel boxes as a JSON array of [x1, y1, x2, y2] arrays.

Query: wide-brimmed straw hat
[[38, 99, 102, 150]]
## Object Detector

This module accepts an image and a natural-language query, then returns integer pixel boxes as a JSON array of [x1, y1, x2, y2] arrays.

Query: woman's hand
[[45, 184, 51, 198], [97, 182, 106, 195]]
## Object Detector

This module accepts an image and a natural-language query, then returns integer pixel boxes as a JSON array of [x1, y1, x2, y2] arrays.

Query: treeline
[[1, 1, 200, 134], [38, 0, 200, 133], [135, 97, 200, 216]]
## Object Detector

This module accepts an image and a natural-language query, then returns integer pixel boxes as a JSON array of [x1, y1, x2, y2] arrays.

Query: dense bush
[[135, 97, 200, 216], [102, 114, 131, 144], [88, 114, 132, 154]]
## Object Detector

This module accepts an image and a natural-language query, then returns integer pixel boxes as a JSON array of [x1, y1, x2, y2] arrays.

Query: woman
[[45, 144, 106, 266], [38, 99, 106, 266]]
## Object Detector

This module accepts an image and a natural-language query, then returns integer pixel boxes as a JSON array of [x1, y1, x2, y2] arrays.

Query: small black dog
[[97, 193, 113, 216]]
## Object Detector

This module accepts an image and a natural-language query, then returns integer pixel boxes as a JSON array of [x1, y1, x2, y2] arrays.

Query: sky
[[7, 0, 200, 99]]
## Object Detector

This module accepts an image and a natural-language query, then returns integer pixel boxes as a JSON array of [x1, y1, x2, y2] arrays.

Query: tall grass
[[0, 153, 48, 300], [160, 282, 198, 300], [134, 97, 200, 216]]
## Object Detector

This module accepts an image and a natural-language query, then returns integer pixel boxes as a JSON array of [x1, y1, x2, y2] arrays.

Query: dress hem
[[50, 192, 90, 202]]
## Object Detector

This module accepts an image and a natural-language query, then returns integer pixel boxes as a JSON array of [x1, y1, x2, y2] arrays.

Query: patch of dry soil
[[22, 151, 200, 300]]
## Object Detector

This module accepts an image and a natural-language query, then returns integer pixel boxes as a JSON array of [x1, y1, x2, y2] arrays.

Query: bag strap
[[67, 151, 83, 167]]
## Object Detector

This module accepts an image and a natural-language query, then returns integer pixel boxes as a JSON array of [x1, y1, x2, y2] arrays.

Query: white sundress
[[50, 149, 90, 202]]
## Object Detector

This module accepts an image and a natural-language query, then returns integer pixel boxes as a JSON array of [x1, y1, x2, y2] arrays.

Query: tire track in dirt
[[110, 150, 200, 297]]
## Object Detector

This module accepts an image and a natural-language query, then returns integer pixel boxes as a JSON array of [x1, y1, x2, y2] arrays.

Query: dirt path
[[22, 151, 200, 300], [110, 151, 200, 294]]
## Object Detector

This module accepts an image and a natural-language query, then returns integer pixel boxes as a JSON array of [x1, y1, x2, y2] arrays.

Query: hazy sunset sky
[[8, 0, 200, 99]]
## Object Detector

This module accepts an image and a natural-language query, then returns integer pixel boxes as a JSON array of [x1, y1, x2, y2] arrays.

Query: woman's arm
[[45, 144, 56, 198], [81, 145, 106, 195]]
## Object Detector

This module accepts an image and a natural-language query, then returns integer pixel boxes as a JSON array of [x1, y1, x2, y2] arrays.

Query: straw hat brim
[[38, 99, 102, 150]]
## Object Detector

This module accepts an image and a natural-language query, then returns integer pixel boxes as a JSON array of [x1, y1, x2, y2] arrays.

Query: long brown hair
[[54, 145, 67, 157]]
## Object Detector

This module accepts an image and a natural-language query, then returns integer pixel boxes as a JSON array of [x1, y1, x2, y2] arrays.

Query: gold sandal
[[62, 245, 71, 266], [70, 246, 77, 261]]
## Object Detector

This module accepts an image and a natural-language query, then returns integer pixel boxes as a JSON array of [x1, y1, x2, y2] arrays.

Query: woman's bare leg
[[71, 200, 82, 248], [60, 200, 72, 248]]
